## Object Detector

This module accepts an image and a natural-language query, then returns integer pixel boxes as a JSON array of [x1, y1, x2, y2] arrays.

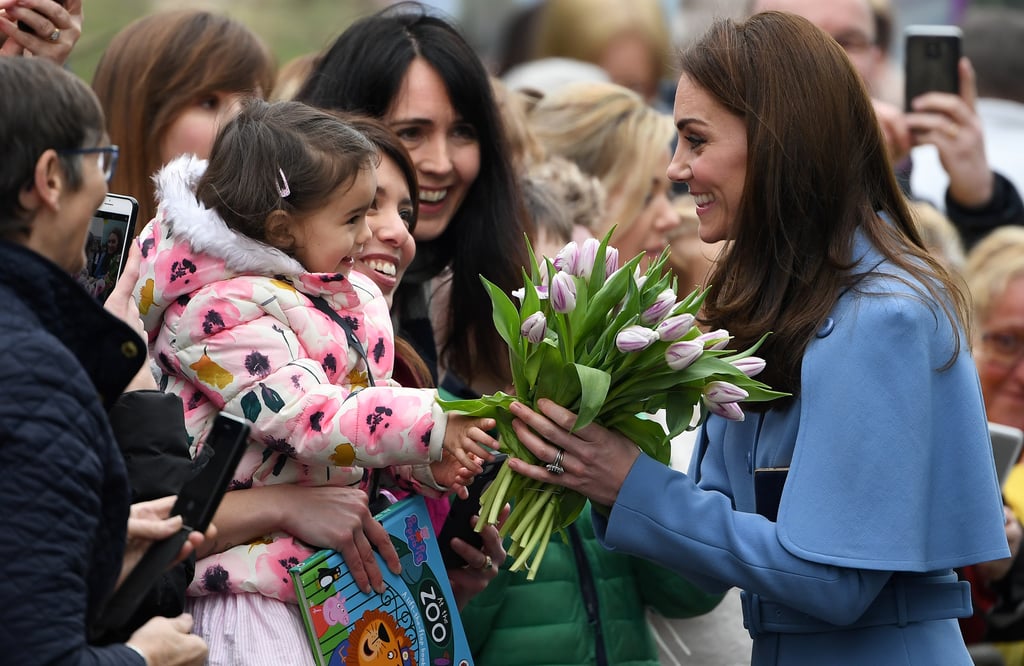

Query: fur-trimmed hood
[[134, 155, 376, 336], [151, 154, 305, 277]]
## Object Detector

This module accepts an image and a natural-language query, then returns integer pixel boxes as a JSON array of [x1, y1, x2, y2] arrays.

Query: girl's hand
[[442, 414, 498, 474], [0, 0, 82, 64], [429, 451, 476, 498]]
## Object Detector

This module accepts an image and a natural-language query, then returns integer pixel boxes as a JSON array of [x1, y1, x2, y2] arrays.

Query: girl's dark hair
[[337, 113, 419, 235], [298, 2, 531, 384], [685, 12, 968, 395], [196, 100, 375, 250], [0, 57, 105, 239]]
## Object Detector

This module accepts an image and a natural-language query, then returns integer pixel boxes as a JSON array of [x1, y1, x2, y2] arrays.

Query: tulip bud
[[656, 313, 696, 341], [731, 356, 766, 378], [641, 289, 677, 325], [578, 238, 600, 279], [553, 241, 579, 276], [703, 397, 745, 421], [665, 341, 703, 370], [520, 312, 547, 343], [604, 246, 619, 279], [615, 325, 660, 352], [550, 271, 577, 313], [695, 328, 731, 350], [703, 380, 748, 403]]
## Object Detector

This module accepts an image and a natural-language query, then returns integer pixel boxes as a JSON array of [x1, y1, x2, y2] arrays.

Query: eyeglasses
[[980, 331, 1024, 369], [57, 145, 119, 182]]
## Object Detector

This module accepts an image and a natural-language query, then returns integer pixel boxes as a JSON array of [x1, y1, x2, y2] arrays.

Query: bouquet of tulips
[[439, 231, 785, 579]]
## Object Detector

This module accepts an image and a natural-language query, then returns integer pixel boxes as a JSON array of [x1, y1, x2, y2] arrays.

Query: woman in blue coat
[[503, 12, 1010, 666]]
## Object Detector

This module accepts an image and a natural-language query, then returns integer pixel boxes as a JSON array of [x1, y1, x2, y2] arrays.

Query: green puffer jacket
[[461, 505, 723, 665]]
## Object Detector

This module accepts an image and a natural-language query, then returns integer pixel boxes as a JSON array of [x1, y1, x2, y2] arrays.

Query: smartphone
[[904, 25, 962, 111], [17, 0, 66, 32], [98, 412, 250, 630], [77, 193, 138, 303], [438, 453, 507, 569], [990, 422, 1024, 486]]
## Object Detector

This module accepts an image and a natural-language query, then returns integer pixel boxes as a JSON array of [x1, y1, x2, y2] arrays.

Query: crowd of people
[[1, 0, 1023, 665]]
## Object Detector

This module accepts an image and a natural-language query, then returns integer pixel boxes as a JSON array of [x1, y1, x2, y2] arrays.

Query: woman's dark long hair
[[685, 12, 967, 396], [298, 3, 531, 386]]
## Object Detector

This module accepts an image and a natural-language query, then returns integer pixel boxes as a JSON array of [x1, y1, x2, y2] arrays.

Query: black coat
[[0, 241, 147, 664]]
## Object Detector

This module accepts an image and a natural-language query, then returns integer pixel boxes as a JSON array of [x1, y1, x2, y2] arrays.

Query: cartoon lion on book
[[345, 609, 415, 666]]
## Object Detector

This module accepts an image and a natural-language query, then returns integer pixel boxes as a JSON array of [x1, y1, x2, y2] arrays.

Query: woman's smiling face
[[385, 58, 480, 242], [355, 155, 417, 307], [666, 74, 748, 244]]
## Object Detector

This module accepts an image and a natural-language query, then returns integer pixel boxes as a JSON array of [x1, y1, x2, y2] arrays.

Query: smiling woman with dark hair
[[298, 2, 531, 399], [502, 11, 1009, 665]]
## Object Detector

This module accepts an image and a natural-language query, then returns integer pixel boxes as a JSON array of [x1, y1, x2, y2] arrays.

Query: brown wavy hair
[[684, 12, 968, 396]]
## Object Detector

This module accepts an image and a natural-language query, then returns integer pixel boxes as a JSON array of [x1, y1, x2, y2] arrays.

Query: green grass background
[[68, 0, 377, 84]]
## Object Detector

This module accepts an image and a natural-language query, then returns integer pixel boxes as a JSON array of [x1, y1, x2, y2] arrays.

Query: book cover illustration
[[290, 495, 473, 666]]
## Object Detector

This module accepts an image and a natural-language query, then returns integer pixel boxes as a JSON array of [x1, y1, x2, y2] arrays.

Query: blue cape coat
[[594, 230, 1009, 665]]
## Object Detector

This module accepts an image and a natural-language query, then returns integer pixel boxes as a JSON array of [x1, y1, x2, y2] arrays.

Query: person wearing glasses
[[0, 56, 208, 665], [955, 227, 1024, 663]]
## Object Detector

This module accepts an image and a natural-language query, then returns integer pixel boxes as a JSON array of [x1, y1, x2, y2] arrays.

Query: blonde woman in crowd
[[528, 80, 680, 270], [531, 0, 671, 104]]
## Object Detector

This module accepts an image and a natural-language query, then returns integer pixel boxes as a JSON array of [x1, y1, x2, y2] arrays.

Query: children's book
[[290, 495, 474, 666]]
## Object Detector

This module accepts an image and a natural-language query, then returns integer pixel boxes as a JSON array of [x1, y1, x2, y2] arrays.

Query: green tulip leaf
[[571, 363, 611, 431]]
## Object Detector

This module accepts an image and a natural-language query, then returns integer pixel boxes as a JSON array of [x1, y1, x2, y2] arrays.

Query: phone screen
[[75, 194, 137, 303]]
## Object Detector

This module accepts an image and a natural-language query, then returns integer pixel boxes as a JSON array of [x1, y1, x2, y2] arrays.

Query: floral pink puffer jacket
[[135, 156, 447, 602]]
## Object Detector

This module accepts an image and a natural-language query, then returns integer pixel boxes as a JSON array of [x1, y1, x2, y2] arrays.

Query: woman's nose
[[417, 136, 453, 175]]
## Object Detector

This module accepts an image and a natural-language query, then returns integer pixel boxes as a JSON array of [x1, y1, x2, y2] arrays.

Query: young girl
[[134, 99, 496, 661]]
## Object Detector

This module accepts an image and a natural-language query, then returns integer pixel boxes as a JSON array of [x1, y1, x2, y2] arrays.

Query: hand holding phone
[[904, 25, 962, 111], [438, 454, 507, 568], [77, 193, 138, 303], [97, 413, 249, 632]]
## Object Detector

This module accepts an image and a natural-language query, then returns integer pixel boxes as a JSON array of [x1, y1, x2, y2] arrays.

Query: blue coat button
[[816, 317, 835, 338]]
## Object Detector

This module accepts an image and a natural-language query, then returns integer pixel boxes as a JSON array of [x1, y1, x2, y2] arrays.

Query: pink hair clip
[[278, 168, 291, 199]]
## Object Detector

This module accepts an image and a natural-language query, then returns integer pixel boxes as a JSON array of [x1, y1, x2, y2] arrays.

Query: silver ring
[[479, 554, 493, 570], [48, 29, 60, 42], [545, 448, 565, 475]]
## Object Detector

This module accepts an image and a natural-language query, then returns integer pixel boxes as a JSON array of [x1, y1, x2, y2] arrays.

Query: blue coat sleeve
[[0, 334, 140, 665], [595, 457, 892, 626]]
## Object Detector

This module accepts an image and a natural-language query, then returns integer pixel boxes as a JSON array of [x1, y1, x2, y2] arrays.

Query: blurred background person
[[91, 9, 275, 234], [527, 80, 680, 270]]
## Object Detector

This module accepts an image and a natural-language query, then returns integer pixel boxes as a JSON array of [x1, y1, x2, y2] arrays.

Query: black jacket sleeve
[[946, 171, 1024, 251]]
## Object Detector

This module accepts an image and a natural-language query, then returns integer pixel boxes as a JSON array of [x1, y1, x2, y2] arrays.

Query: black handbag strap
[[304, 292, 387, 509]]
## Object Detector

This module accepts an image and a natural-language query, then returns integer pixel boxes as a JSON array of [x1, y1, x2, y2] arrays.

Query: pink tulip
[[550, 271, 577, 313], [656, 313, 696, 341], [704, 397, 745, 421], [665, 341, 703, 370], [615, 325, 659, 352], [520, 312, 547, 343], [731, 356, 766, 377], [604, 246, 620, 279], [703, 380, 748, 403], [553, 241, 579, 275], [695, 328, 731, 350], [578, 238, 600, 279], [641, 289, 677, 325]]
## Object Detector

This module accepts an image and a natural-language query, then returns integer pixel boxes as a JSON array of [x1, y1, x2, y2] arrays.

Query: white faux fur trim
[[153, 155, 306, 277]]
